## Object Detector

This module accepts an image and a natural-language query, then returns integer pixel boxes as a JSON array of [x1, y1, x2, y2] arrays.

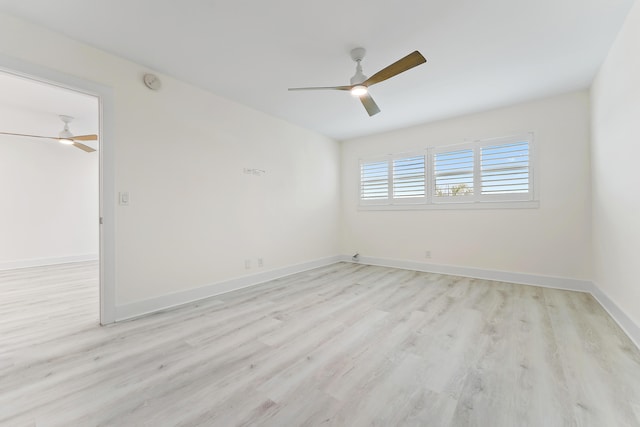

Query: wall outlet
[[245, 259, 251, 269], [258, 258, 263, 268], [425, 250, 432, 259]]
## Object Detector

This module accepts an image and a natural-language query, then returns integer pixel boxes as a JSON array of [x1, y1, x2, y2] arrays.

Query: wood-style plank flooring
[[1, 261, 640, 426]]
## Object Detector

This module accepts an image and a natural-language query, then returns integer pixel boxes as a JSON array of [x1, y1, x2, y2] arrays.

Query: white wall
[[341, 91, 592, 280], [591, 1, 640, 327], [0, 106, 99, 269], [0, 13, 340, 307]]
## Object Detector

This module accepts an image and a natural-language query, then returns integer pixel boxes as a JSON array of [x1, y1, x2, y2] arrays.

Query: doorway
[[0, 63, 113, 325]]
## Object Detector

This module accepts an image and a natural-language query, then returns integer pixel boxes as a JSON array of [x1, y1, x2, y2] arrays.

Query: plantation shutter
[[360, 160, 389, 201], [481, 141, 529, 196], [433, 148, 474, 198], [393, 155, 425, 199], [359, 134, 533, 208]]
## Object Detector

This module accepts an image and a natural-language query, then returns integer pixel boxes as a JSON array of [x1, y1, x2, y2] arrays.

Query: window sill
[[358, 200, 540, 211]]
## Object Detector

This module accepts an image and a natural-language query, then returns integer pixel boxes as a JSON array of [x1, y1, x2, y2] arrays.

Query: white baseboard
[[114, 255, 343, 321], [342, 255, 593, 292], [0, 254, 99, 271], [589, 284, 640, 351], [342, 254, 640, 350]]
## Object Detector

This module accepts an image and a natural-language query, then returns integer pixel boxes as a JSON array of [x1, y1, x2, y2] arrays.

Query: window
[[480, 140, 530, 200], [358, 133, 534, 209], [393, 156, 425, 199], [360, 154, 426, 204], [433, 147, 474, 201], [360, 160, 388, 201]]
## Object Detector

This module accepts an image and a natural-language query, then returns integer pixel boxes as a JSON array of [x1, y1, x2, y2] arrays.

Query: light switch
[[119, 191, 129, 206]]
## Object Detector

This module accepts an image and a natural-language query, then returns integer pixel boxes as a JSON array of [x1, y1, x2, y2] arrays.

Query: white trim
[[0, 54, 117, 325], [114, 256, 342, 321], [0, 254, 99, 271], [359, 200, 540, 211], [342, 255, 592, 292], [340, 255, 640, 350], [590, 284, 640, 351]]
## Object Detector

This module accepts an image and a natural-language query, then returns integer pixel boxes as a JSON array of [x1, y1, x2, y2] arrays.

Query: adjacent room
[[0, 0, 639, 425]]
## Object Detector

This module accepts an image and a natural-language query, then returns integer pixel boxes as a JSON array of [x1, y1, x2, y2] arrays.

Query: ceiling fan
[[0, 115, 98, 152], [288, 47, 426, 116]]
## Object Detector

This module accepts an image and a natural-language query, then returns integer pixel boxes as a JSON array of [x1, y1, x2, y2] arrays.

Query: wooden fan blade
[[360, 93, 381, 116], [288, 85, 352, 91], [72, 142, 96, 152], [0, 131, 56, 140], [72, 134, 98, 141], [0, 131, 96, 152], [363, 51, 426, 87]]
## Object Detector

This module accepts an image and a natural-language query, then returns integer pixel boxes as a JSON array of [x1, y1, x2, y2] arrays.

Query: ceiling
[[0, 0, 634, 140]]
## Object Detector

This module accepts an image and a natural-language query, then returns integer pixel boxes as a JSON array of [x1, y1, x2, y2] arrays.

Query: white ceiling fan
[[0, 115, 98, 152], [289, 48, 427, 116]]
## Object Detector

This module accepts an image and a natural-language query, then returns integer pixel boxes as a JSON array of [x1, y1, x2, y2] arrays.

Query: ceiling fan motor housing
[[350, 47, 368, 85], [58, 115, 75, 140], [350, 64, 367, 85]]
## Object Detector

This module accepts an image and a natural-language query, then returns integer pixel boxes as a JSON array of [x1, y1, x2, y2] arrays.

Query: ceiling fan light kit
[[288, 47, 426, 116], [351, 85, 368, 97]]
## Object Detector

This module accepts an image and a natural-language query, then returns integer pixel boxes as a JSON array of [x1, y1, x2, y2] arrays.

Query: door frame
[[0, 54, 116, 324]]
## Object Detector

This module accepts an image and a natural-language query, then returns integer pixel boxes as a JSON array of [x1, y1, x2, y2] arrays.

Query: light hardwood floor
[[1, 261, 640, 426]]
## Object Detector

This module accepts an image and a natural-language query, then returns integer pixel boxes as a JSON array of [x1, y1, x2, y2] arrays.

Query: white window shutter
[[481, 140, 530, 199], [393, 156, 425, 199], [433, 148, 474, 200], [360, 160, 389, 201]]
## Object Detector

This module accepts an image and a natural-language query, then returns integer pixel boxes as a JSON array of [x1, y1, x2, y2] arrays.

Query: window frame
[[358, 133, 536, 210]]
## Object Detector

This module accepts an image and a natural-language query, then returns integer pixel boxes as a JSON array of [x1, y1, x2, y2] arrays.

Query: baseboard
[[341, 255, 593, 292], [114, 255, 343, 321], [0, 254, 99, 271], [341, 254, 640, 350], [589, 284, 640, 350]]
